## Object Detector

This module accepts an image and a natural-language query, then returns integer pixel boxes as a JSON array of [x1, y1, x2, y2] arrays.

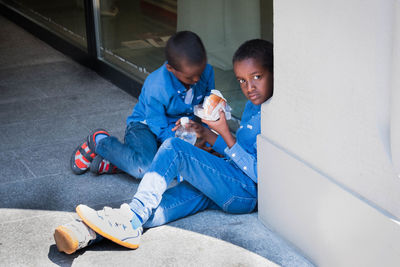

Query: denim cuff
[[212, 135, 227, 155], [224, 142, 257, 183]]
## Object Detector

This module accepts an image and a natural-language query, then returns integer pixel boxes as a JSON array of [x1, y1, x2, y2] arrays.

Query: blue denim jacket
[[127, 62, 215, 142], [212, 101, 261, 183]]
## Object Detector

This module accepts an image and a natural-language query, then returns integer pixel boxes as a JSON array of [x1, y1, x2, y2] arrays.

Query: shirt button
[[178, 90, 181, 93], [243, 166, 247, 170], [232, 153, 236, 157]]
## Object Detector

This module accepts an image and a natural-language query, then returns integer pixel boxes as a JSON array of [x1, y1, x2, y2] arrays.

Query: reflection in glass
[[98, 0, 272, 118]]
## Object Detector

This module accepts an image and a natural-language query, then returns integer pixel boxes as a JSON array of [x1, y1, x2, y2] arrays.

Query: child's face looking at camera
[[233, 58, 273, 105]]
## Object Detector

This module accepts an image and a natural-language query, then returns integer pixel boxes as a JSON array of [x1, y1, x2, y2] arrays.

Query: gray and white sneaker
[[54, 219, 100, 254], [76, 203, 142, 249]]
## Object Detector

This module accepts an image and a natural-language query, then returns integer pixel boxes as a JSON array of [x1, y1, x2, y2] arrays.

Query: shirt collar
[[248, 101, 261, 113]]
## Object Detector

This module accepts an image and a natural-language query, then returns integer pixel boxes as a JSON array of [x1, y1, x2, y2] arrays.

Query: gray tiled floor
[[0, 15, 313, 267]]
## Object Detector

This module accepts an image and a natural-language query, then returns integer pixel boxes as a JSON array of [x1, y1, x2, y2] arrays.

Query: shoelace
[[102, 207, 131, 231]]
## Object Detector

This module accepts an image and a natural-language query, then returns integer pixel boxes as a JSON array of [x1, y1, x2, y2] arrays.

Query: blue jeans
[[130, 137, 258, 227], [95, 122, 158, 179]]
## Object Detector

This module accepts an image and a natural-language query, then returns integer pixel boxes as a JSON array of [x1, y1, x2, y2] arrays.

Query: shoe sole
[[54, 226, 78, 254], [70, 144, 88, 175], [90, 155, 119, 175], [70, 129, 109, 175], [76, 205, 139, 250], [89, 155, 103, 175]]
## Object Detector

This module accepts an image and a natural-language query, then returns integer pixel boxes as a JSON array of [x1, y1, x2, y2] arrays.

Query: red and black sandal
[[70, 129, 110, 175], [90, 155, 119, 175]]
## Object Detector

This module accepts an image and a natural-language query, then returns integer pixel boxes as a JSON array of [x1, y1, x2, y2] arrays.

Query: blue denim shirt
[[127, 62, 215, 142], [212, 101, 261, 183]]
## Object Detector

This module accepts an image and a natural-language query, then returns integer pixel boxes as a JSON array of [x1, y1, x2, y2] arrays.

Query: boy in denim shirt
[[55, 39, 272, 255], [70, 31, 214, 179]]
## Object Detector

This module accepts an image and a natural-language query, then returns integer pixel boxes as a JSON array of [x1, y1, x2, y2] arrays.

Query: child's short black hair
[[232, 39, 273, 73], [165, 31, 207, 71]]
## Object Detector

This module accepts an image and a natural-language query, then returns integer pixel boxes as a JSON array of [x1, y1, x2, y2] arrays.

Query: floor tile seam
[[10, 150, 17, 158], [80, 123, 92, 134], [0, 57, 70, 73], [35, 171, 69, 178], [74, 91, 136, 101], [31, 84, 49, 99], [0, 95, 48, 105], [0, 69, 96, 87], [71, 109, 124, 133], [14, 137, 84, 151], [0, 78, 105, 89], [34, 90, 118, 99], [0, 96, 135, 116], [17, 158, 72, 178], [1, 53, 72, 66], [0, 133, 80, 146], [23, 171, 68, 180], [0, 142, 71, 155], [0, 81, 130, 100], [0, 113, 81, 128], [0, 211, 76, 226], [0, 96, 82, 109], [0, 67, 97, 85], [69, 109, 132, 120], [0, 74, 86, 87], [0, 57, 69, 70], [0, 172, 65, 186], [0, 135, 84, 154], [18, 159, 37, 179]]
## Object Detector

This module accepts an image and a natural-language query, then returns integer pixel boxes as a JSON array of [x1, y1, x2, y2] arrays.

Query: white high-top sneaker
[[76, 203, 142, 249], [53, 219, 99, 254]]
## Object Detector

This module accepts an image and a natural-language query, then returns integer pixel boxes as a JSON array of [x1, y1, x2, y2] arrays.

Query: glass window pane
[[2, 0, 87, 50], [98, 0, 273, 118], [98, 0, 175, 82]]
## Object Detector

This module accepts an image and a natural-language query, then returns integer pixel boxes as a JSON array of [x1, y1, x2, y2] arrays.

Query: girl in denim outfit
[[54, 39, 273, 253]]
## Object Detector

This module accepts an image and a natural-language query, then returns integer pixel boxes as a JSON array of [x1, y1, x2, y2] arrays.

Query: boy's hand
[[171, 119, 182, 132], [190, 120, 218, 147], [172, 119, 205, 136], [172, 117, 220, 147], [202, 110, 236, 148], [189, 121, 206, 138], [201, 109, 229, 135]]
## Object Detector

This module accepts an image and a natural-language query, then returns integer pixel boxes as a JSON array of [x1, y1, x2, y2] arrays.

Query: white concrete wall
[[391, 0, 400, 175], [258, 135, 400, 266], [263, 0, 400, 217], [258, 0, 400, 265]]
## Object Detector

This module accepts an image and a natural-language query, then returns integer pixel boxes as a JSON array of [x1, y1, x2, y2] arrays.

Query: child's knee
[[160, 137, 182, 150], [163, 137, 189, 149], [142, 208, 168, 228]]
